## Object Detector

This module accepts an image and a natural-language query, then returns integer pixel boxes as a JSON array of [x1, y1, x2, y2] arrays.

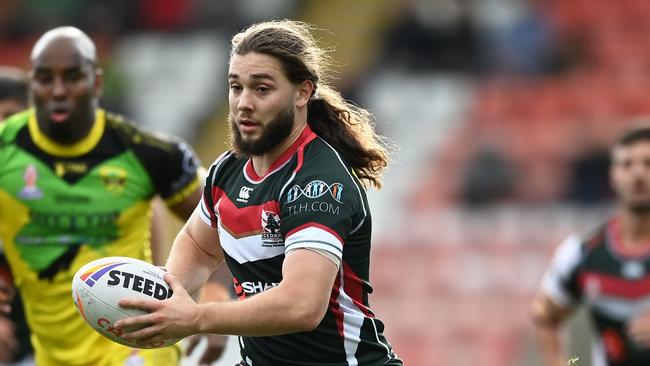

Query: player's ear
[[295, 80, 314, 108], [93, 68, 104, 99]]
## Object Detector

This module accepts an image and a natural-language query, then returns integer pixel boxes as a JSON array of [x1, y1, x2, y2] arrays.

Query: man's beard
[[35, 102, 97, 145], [628, 201, 650, 214], [229, 107, 295, 156]]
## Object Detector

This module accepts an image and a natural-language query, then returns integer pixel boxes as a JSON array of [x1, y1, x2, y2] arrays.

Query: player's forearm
[[530, 291, 575, 366], [166, 228, 221, 295], [199, 266, 232, 303], [533, 322, 568, 366], [195, 284, 325, 336]]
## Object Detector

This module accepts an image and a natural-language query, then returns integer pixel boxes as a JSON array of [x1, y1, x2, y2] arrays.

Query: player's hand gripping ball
[[71, 256, 180, 348]]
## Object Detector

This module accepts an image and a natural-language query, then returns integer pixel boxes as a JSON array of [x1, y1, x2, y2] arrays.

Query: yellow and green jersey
[[0, 109, 201, 365]]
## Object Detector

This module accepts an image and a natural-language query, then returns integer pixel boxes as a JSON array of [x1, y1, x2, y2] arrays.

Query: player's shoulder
[[297, 137, 355, 182], [104, 111, 185, 152], [0, 110, 29, 145], [554, 234, 583, 259], [285, 137, 362, 205], [103, 110, 201, 186], [555, 221, 608, 258], [577, 221, 609, 253], [206, 150, 239, 175]]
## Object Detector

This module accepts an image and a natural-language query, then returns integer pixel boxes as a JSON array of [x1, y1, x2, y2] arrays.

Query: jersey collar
[[244, 123, 317, 183], [607, 217, 650, 258], [28, 108, 106, 157]]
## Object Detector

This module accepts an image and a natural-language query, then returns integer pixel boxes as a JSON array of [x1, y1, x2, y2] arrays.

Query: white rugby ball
[[71, 256, 180, 349]]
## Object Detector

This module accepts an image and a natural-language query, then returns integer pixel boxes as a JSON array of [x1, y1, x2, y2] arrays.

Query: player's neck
[[619, 211, 650, 245], [251, 120, 307, 177]]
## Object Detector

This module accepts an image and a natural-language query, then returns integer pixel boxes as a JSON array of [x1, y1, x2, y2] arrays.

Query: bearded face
[[611, 142, 650, 213], [229, 105, 294, 156]]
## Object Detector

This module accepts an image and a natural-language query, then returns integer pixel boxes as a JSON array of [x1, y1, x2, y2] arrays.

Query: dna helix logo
[[286, 180, 344, 203]]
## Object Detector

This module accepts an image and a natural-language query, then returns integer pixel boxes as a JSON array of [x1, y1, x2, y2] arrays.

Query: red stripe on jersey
[[293, 128, 317, 173], [295, 144, 305, 174], [330, 273, 345, 338], [579, 271, 650, 299], [211, 187, 280, 238], [245, 124, 317, 182], [286, 222, 343, 245], [342, 262, 374, 318]]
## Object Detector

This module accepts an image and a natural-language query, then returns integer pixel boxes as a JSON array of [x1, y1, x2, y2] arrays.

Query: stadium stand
[[362, 0, 650, 365]]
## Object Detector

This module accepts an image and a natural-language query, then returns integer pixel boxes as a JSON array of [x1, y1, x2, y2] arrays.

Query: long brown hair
[[231, 20, 392, 189]]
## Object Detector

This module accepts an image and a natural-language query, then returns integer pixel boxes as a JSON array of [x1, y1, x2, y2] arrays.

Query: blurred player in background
[[0, 67, 33, 366], [532, 122, 650, 365], [0, 26, 228, 366], [116, 19, 403, 366]]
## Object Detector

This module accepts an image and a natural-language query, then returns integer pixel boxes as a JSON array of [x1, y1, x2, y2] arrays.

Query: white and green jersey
[[199, 125, 401, 366], [0, 109, 201, 366]]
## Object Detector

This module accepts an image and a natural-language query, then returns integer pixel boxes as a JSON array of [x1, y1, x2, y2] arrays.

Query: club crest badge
[[99, 166, 127, 196], [261, 209, 283, 247]]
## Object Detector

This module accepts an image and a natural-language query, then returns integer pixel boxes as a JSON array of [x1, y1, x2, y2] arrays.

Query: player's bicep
[[182, 209, 223, 261], [532, 235, 583, 325], [542, 235, 584, 306], [279, 249, 338, 323], [531, 290, 575, 326], [167, 210, 223, 295]]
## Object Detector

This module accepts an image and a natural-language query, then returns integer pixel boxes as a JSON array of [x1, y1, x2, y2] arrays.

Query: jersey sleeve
[[131, 131, 202, 204], [279, 160, 364, 262], [541, 234, 584, 307], [199, 151, 231, 228]]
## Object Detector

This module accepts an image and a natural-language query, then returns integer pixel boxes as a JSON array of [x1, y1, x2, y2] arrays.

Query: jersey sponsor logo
[[261, 209, 283, 247], [54, 161, 88, 177], [99, 166, 127, 196], [25, 210, 120, 237], [19, 164, 43, 200], [287, 201, 341, 216], [79, 262, 127, 287], [54, 194, 90, 204], [237, 186, 253, 203], [233, 277, 279, 299], [286, 180, 344, 203]]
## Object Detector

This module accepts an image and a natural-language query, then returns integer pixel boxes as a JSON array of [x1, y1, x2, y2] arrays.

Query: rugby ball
[[71, 256, 180, 349]]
